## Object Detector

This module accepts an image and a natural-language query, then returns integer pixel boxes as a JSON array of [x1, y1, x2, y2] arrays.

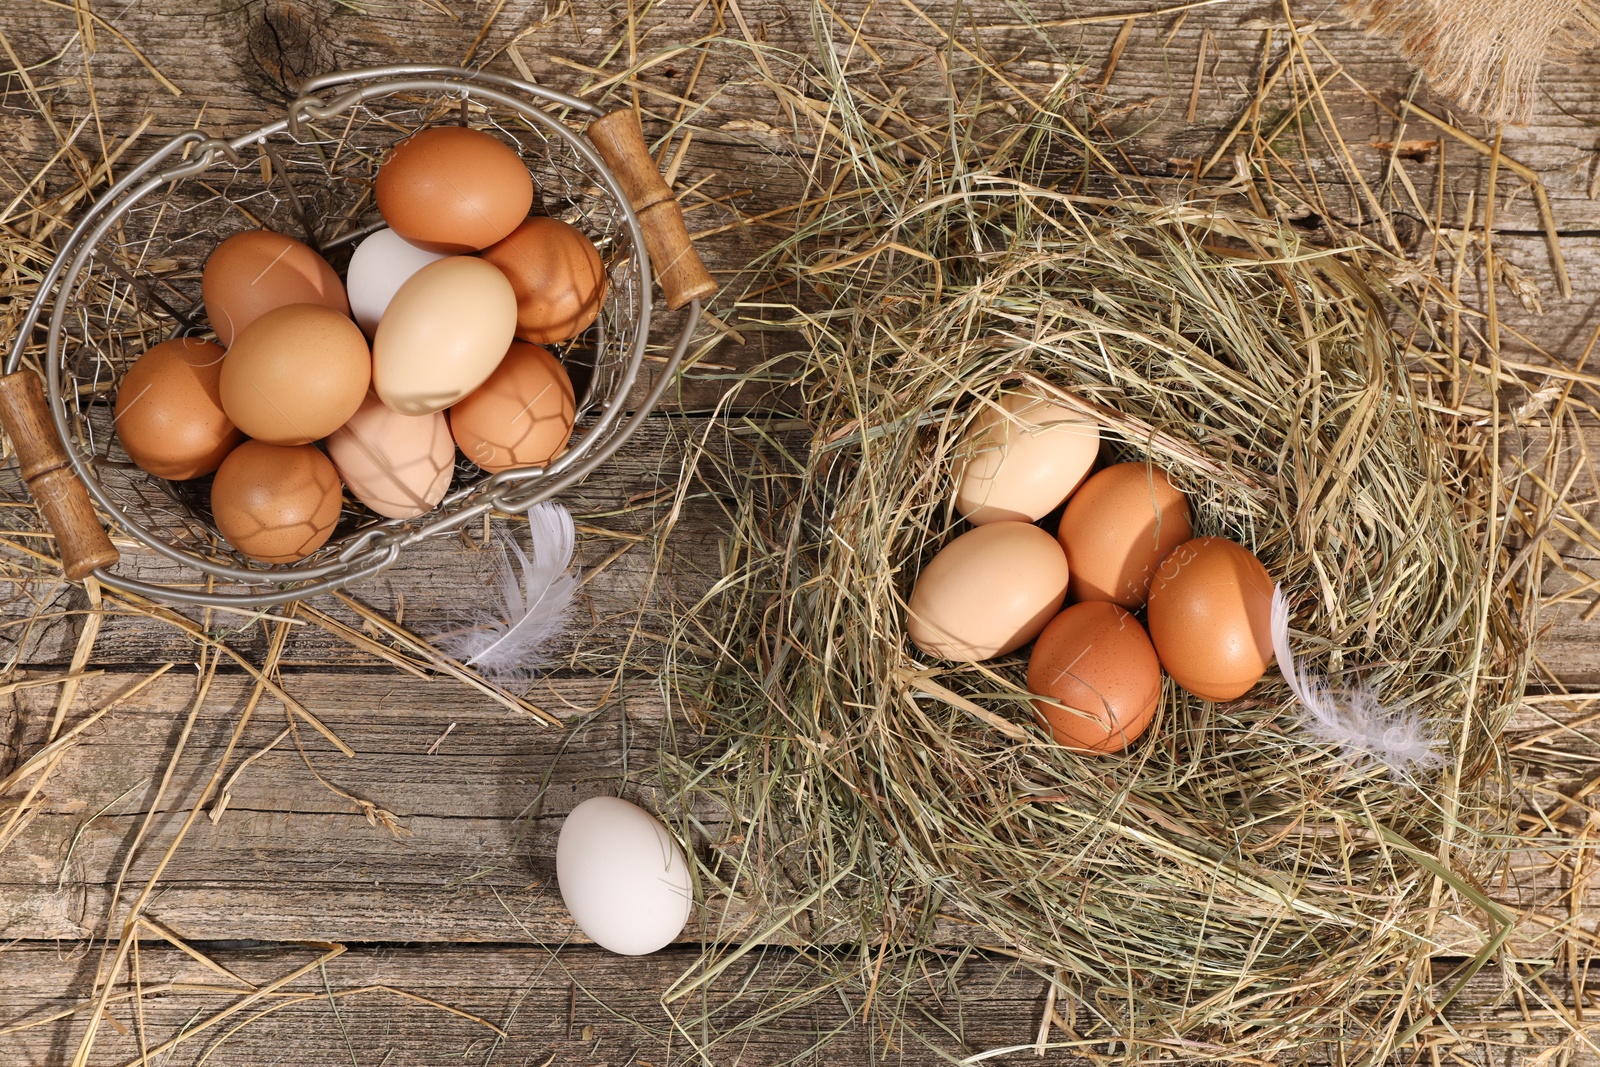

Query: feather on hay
[[1272, 584, 1444, 779]]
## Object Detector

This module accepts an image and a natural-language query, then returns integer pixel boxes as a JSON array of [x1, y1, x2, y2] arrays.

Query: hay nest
[[670, 62, 1534, 1061]]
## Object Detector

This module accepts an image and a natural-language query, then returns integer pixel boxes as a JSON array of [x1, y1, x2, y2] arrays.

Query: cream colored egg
[[953, 385, 1099, 524], [373, 257, 517, 415], [325, 392, 455, 519], [906, 521, 1069, 662]]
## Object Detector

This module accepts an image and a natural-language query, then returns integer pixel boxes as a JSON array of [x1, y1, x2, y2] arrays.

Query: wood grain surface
[[2, 0, 1598, 1063]]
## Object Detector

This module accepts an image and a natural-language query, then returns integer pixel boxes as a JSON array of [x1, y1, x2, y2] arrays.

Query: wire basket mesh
[[13, 66, 702, 607]]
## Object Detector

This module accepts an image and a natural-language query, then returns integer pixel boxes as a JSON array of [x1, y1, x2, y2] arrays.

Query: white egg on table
[[556, 796, 693, 955], [345, 227, 449, 335]]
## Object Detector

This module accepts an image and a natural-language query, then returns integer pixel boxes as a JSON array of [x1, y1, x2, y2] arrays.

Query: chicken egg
[[113, 338, 241, 480], [952, 384, 1099, 524], [1146, 537, 1275, 701], [906, 521, 1069, 662], [1027, 601, 1162, 753], [479, 216, 607, 344], [376, 126, 533, 253], [373, 257, 518, 415], [210, 441, 344, 564], [557, 796, 693, 956], [345, 227, 449, 336], [1056, 461, 1191, 609], [449, 342, 575, 474], [202, 230, 349, 348], [326, 392, 455, 519], [220, 303, 371, 446]]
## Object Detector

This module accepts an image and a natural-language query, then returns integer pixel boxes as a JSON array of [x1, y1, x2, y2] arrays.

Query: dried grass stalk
[[668, 24, 1537, 1062], [1345, 0, 1600, 123]]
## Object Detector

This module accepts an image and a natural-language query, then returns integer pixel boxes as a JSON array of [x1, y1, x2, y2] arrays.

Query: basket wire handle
[[587, 109, 717, 311], [0, 371, 118, 580]]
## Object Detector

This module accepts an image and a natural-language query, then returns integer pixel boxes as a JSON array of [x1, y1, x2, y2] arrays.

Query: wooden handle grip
[[0, 369, 119, 581], [588, 108, 717, 312]]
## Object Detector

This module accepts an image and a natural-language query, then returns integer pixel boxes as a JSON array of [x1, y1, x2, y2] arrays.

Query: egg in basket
[[0, 64, 714, 609]]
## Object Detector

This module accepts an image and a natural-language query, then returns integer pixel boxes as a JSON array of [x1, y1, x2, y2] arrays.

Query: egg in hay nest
[[678, 123, 1532, 1063]]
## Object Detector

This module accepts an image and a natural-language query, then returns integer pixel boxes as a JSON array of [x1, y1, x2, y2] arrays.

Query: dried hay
[[663, 11, 1553, 1062], [0, 0, 1593, 1064]]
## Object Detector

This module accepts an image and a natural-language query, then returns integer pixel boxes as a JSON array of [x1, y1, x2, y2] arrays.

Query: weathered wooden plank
[[0, 670, 1592, 961], [0, 671, 719, 944], [0, 941, 1588, 1067]]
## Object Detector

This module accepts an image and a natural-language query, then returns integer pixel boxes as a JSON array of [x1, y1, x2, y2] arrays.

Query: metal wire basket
[[0, 65, 713, 608]]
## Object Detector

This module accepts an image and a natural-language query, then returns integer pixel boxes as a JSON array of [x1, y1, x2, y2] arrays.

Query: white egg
[[345, 227, 449, 336], [556, 796, 693, 955]]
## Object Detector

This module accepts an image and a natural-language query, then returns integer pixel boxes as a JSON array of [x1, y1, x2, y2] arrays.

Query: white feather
[[433, 503, 578, 679], [1271, 584, 1443, 780]]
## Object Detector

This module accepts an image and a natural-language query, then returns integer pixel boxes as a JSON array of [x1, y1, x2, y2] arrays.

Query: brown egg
[[202, 230, 350, 348], [449, 342, 576, 473], [210, 441, 343, 564], [376, 126, 533, 254], [220, 304, 371, 446], [1056, 462, 1191, 609], [113, 338, 241, 479], [479, 217, 607, 344], [1027, 602, 1162, 753], [906, 521, 1069, 662], [1146, 537, 1275, 701]]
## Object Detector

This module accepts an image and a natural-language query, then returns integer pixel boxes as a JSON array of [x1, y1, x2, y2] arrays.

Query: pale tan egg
[[906, 521, 1069, 662], [373, 257, 518, 415], [326, 392, 455, 519], [952, 385, 1099, 524]]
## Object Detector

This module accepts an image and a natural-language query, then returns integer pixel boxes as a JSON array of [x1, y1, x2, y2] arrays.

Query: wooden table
[[3, 1, 1598, 1063]]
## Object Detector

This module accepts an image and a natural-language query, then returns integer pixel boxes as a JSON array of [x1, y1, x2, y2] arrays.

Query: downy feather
[[1271, 584, 1442, 780], [434, 503, 578, 680]]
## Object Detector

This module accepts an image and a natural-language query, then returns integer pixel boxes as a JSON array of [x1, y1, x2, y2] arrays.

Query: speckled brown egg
[[1146, 537, 1275, 701], [479, 217, 607, 344], [1027, 601, 1162, 753], [113, 338, 241, 479], [210, 441, 343, 564], [220, 304, 371, 446], [376, 126, 533, 254], [1056, 461, 1191, 609], [449, 342, 575, 473], [201, 230, 350, 348], [906, 521, 1069, 662]]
